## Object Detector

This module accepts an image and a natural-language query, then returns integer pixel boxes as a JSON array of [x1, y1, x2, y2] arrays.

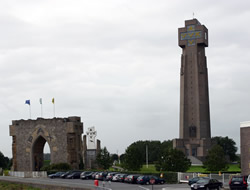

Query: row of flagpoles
[[25, 98, 55, 119]]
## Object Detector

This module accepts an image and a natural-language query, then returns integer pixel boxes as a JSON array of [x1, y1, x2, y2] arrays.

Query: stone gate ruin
[[9, 117, 83, 171]]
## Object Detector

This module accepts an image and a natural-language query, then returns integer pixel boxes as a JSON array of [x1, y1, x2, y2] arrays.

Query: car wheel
[[217, 186, 221, 190], [160, 181, 164, 184], [206, 187, 209, 190]]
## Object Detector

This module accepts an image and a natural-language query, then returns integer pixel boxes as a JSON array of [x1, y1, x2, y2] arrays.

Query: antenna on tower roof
[[193, 12, 195, 19]]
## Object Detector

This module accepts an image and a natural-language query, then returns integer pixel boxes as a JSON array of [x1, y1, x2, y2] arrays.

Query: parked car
[[229, 175, 248, 190], [112, 173, 122, 182], [65, 171, 82, 179], [151, 176, 165, 184], [137, 175, 165, 185], [95, 172, 108, 180], [91, 172, 99, 179], [48, 172, 65, 179], [188, 177, 210, 185], [248, 175, 250, 189], [125, 174, 140, 184], [118, 174, 128, 183], [190, 178, 223, 190], [80, 171, 94, 180], [60, 171, 74, 178], [106, 172, 119, 181]]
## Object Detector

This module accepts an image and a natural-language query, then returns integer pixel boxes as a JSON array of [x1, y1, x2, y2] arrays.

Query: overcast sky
[[1, 0, 250, 157]]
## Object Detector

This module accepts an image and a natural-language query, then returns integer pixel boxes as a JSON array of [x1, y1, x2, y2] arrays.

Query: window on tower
[[189, 126, 197, 138]]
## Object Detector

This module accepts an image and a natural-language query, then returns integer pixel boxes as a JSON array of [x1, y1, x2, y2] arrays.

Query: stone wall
[[9, 117, 83, 171], [240, 122, 250, 175]]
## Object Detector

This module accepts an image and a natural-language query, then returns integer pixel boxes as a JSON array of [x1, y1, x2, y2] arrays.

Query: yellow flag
[[52, 98, 55, 104]]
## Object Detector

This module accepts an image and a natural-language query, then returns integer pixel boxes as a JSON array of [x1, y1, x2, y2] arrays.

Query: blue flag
[[25, 100, 30, 105]]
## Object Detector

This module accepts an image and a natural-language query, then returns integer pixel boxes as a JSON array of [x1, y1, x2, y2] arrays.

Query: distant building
[[173, 19, 211, 161], [82, 126, 101, 169], [240, 121, 250, 175]]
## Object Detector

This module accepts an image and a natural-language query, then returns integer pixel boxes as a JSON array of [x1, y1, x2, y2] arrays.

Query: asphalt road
[[0, 176, 191, 190]]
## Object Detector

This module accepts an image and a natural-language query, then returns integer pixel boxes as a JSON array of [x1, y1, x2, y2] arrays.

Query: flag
[[39, 98, 42, 104], [52, 98, 55, 104], [25, 100, 30, 105]]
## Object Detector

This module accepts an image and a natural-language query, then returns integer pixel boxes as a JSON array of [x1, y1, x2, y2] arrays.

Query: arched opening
[[32, 136, 51, 171], [43, 142, 51, 168]]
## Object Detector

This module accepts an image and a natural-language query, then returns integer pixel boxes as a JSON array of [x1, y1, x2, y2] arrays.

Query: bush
[[163, 172, 178, 183], [3, 170, 9, 176]]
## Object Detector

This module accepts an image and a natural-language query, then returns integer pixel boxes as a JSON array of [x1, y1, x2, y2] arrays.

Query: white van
[[247, 175, 250, 190]]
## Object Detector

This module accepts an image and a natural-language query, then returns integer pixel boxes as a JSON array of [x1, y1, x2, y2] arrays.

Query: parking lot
[[0, 176, 191, 190], [49, 178, 191, 190]]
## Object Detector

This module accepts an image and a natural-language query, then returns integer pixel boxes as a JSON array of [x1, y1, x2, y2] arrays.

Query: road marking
[[138, 186, 150, 190]]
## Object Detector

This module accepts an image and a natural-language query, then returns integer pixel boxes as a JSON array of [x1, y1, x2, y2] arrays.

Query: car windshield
[[232, 177, 243, 182], [197, 178, 209, 183]]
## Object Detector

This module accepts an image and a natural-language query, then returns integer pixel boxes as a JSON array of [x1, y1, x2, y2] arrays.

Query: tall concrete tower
[[173, 19, 211, 160]]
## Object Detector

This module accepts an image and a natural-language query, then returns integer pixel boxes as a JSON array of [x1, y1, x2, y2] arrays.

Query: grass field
[[0, 181, 41, 190], [140, 164, 241, 173], [141, 164, 157, 173]]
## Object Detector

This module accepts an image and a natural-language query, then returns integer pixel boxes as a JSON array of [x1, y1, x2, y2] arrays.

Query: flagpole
[[29, 104, 31, 119], [53, 103, 55, 117], [52, 98, 55, 118], [40, 98, 43, 117], [25, 100, 31, 119], [41, 104, 43, 117]]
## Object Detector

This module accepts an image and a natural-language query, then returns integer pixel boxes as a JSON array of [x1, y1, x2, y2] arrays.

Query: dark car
[[188, 177, 210, 185], [229, 175, 248, 190], [118, 174, 128, 182], [65, 171, 82, 179], [137, 175, 165, 185], [190, 178, 223, 190], [60, 171, 74, 178], [48, 172, 65, 179], [125, 174, 140, 184], [151, 176, 165, 184], [80, 171, 94, 180]]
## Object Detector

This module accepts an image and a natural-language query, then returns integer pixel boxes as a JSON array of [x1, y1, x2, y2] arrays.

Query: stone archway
[[9, 117, 83, 171], [32, 135, 49, 171]]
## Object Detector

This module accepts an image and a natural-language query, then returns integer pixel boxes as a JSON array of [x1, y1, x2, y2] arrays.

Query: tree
[[212, 136, 238, 162], [203, 145, 228, 172], [119, 154, 126, 163], [96, 147, 112, 170], [155, 148, 191, 172], [0, 151, 9, 169], [121, 140, 174, 171], [123, 144, 143, 171], [161, 140, 173, 151], [110, 154, 119, 162]]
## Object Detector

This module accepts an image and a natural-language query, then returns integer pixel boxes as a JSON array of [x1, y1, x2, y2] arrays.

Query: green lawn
[[140, 164, 240, 173], [227, 164, 241, 172], [0, 182, 41, 190], [186, 166, 206, 173], [141, 164, 157, 173]]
